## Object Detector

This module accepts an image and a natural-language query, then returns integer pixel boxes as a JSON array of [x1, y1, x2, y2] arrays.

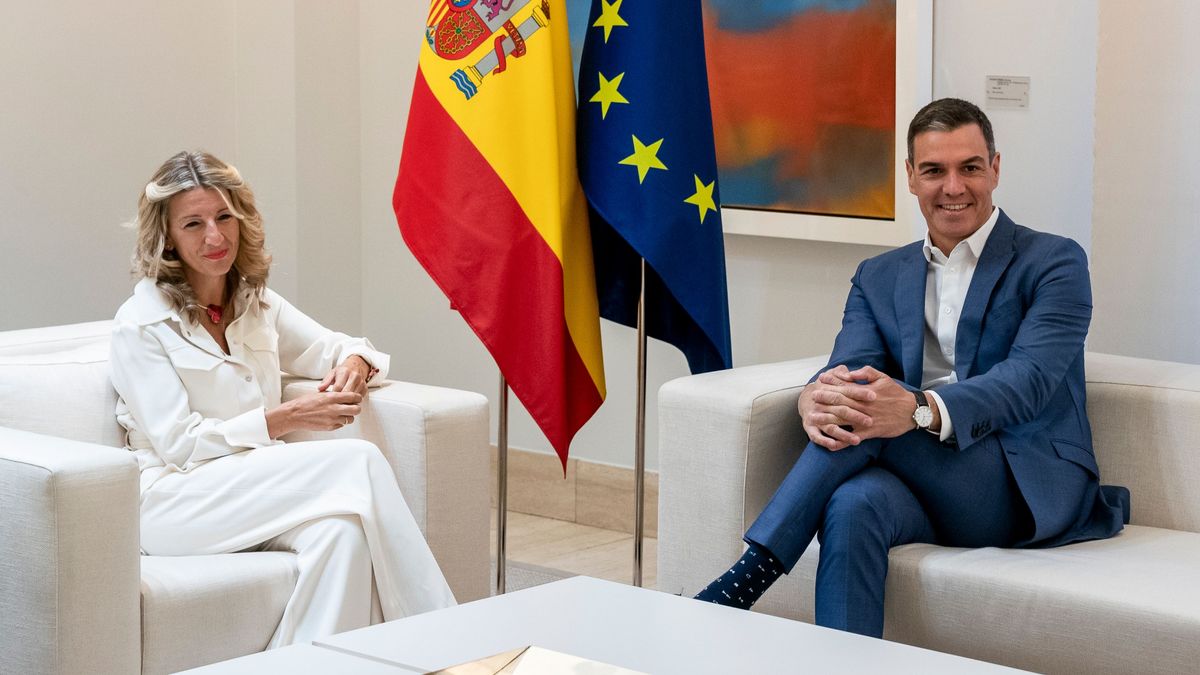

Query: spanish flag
[[394, 0, 605, 468]]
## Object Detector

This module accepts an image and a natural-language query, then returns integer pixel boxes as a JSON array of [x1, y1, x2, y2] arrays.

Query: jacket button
[[244, 376, 252, 382]]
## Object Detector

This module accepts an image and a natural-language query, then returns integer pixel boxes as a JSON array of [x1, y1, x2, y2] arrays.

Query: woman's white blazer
[[109, 277, 390, 491]]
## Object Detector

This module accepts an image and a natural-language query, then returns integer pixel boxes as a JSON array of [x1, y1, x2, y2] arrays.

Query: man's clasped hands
[[798, 366, 939, 451]]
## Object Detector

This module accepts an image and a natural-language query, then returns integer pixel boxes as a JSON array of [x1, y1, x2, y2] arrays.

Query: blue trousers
[[744, 431, 1031, 638]]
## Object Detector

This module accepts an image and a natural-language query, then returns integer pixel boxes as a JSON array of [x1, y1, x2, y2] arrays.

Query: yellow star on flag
[[590, 72, 629, 120], [684, 175, 718, 223], [619, 135, 668, 184], [593, 0, 629, 43]]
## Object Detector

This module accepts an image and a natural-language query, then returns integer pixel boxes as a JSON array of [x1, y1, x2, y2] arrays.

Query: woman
[[109, 150, 455, 647]]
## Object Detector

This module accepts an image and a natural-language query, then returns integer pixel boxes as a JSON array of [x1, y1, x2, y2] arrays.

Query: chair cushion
[[0, 320, 113, 356], [0, 321, 124, 448], [761, 525, 1200, 675], [1085, 352, 1200, 533], [139, 552, 297, 675]]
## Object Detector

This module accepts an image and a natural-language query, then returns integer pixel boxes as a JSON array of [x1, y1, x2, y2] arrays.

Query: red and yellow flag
[[394, 0, 605, 467]]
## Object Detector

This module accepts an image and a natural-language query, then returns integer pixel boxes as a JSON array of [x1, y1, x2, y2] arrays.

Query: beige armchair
[[657, 352, 1200, 674], [0, 321, 491, 674]]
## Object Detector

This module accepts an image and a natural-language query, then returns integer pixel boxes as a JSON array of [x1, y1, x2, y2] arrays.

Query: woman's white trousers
[[138, 439, 456, 647]]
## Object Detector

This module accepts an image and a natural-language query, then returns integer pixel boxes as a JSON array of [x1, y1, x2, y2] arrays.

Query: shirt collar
[[922, 206, 1000, 263], [127, 277, 181, 326], [126, 277, 256, 327]]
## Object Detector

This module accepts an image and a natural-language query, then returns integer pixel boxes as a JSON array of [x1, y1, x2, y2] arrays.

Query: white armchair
[[657, 353, 1200, 674], [0, 321, 491, 675]]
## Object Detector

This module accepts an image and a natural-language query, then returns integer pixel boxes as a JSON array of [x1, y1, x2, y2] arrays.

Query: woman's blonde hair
[[132, 151, 271, 323]]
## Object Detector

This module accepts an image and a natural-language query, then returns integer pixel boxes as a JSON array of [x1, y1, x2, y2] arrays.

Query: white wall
[[294, 0, 362, 333], [1090, 1, 1200, 364], [1, 1, 250, 328], [0, 1, 362, 333], [932, 0, 1097, 252]]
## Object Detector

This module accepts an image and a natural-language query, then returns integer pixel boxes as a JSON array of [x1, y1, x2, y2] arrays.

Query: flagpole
[[633, 259, 647, 587], [496, 374, 509, 595]]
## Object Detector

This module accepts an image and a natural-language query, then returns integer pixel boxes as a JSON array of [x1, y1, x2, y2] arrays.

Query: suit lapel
[[956, 211, 1017, 379], [894, 246, 928, 386]]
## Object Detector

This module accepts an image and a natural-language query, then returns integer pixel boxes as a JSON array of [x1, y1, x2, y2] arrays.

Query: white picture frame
[[720, 0, 933, 247]]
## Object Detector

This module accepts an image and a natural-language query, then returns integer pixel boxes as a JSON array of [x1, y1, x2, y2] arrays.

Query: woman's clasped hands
[[266, 356, 374, 438], [318, 354, 374, 397], [284, 389, 363, 432]]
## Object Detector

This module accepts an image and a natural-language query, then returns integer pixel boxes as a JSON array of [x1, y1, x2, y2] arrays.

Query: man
[[695, 98, 1128, 638]]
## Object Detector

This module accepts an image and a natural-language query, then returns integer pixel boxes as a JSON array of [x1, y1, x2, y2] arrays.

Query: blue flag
[[577, 0, 732, 374]]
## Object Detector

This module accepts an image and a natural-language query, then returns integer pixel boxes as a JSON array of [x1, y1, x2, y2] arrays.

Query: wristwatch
[[912, 390, 934, 430]]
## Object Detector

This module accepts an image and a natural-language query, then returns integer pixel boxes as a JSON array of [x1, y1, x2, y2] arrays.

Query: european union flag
[[577, 0, 732, 374]]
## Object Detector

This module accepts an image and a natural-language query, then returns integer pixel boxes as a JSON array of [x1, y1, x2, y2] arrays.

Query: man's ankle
[[693, 542, 783, 609]]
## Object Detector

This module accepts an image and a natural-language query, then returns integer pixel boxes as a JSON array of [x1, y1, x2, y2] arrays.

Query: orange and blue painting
[[567, 0, 896, 219], [702, 0, 896, 219]]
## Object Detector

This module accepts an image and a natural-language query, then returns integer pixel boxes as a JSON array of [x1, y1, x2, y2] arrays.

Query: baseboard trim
[[489, 446, 658, 538]]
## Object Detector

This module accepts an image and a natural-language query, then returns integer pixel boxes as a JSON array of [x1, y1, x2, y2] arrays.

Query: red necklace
[[205, 304, 224, 324]]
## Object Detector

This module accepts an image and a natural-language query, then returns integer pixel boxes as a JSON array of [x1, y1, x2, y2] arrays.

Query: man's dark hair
[[907, 98, 995, 162]]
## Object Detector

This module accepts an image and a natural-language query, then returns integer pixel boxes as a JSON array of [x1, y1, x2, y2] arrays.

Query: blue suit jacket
[[822, 210, 1126, 546]]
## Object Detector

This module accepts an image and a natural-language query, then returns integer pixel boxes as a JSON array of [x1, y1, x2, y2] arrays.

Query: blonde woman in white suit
[[109, 150, 454, 648]]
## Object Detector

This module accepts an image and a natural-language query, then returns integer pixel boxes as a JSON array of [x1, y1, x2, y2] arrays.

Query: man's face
[[905, 123, 1000, 254]]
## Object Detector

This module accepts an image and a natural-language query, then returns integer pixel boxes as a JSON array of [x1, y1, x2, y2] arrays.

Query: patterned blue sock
[[694, 542, 784, 609]]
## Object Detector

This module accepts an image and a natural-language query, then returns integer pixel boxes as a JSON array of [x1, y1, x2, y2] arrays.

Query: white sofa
[[658, 352, 1200, 674], [0, 320, 492, 675]]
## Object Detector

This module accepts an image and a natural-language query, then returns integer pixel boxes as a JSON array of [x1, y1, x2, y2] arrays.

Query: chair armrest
[[0, 427, 140, 675], [282, 379, 491, 602], [656, 356, 827, 596]]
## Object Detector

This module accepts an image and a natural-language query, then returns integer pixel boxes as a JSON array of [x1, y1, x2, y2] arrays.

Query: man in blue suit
[[696, 98, 1128, 637]]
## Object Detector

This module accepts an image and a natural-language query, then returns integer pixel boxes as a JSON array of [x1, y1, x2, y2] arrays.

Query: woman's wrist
[[265, 400, 294, 439], [348, 354, 378, 383]]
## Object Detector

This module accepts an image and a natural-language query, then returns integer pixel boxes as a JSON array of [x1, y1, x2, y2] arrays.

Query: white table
[[313, 576, 1026, 674], [182, 642, 419, 673]]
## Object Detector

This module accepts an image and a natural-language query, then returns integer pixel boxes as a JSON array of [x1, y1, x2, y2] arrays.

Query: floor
[[491, 510, 658, 590]]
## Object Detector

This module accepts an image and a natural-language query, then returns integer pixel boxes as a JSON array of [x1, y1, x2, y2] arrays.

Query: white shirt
[[110, 278, 390, 489], [919, 207, 1000, 441]]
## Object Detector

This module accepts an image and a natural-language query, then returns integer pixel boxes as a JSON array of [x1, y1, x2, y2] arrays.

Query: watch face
[[913, 406, 933, 428]]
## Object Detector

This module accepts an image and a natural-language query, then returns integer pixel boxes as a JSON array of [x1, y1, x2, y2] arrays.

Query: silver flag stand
[[495, 263, 649, 589], [633, 260, 648, 587], [496, 375, 509, 595]]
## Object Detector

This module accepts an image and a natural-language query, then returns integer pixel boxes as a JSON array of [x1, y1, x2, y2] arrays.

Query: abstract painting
[[702, 0, 897, 219]]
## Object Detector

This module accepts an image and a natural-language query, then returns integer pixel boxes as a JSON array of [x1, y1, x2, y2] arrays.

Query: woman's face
[[166, 187, 240, 286]]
